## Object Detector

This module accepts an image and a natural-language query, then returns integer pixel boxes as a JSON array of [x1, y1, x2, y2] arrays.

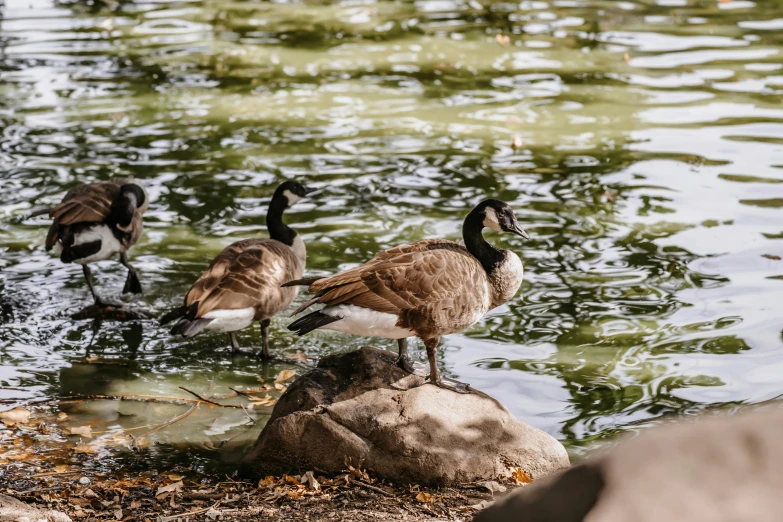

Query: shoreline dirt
[[3, 461, 518, 521], [1, 400, 525, 521]]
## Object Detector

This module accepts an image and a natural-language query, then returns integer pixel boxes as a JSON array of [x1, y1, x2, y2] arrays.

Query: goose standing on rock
[[33, 178, 149, 307], [160, 181, 314, 360], [286, 199, 528, 393]]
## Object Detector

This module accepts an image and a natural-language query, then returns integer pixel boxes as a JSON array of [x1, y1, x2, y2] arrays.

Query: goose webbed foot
[[120, 253, 143, 295], [428, 375, 472, 394], [122, 269, 142, 295], [396, 354, 427, 377], [254, 351, 286, 363]]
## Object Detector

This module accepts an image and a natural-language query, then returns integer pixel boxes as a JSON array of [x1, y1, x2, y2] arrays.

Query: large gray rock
[[474, 406, 783, 522], [0, 495, 71, 522], [239, 346, 569, 485]]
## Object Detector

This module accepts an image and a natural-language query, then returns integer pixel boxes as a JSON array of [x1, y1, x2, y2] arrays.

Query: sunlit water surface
[[1, 0, 783, 474]]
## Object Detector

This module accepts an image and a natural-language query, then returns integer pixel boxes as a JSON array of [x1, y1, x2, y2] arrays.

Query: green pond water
[[1, 0, 783, 474]]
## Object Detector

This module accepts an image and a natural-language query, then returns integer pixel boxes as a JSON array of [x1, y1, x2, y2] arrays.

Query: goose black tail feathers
[[281, 277, 323, 288], [159, 305, 188, 325], [288, 311, 341, 336]]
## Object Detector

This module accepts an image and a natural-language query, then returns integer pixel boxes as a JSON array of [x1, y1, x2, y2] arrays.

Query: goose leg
[[120, 252, 143, 295], [257, 319, 271, 361], [228, 332, 241, 354], [82, 264, 118, 306], [396, 338, 426, 376], [423, 337, 471, 394]]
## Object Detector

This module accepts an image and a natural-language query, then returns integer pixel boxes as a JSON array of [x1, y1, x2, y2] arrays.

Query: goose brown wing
[[304, 240, 484, 319], [49, 182, 119, 226], [186, 239, 301, 318], [307, 239, 453, 294]]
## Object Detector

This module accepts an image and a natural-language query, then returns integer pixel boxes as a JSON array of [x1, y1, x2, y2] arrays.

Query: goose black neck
[[267, 196, 296, 246], [463, 209, 505, 275]]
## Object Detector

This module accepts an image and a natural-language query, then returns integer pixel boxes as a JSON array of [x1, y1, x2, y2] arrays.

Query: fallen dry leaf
[[302, 471, 320, 491], [166, 474, 183, 481], [258, 476, 276, 488], [114, 508, 122, 520], [284, 474, 301, 486], [58, 412, 68, 420], [275, 369, 297, 383], [54, 464, 69, 474], [511, 467, 533, 484], [512, 136, 524, 150], [762, 254, 781, 261], [624, 52, 630, 62], [156, 480, 183, 497], [479, 480, 506, 495], [286, 352, 310, 364], [604, 190, 617, 202], [286, 489, 304, 500], [469, 500, 492, 510], [206, 507, 221, 520], [0, 407, 31, 426], [495, 34, 510, 46], [70, 426, 93, 438], [416, 491, 434, 503]]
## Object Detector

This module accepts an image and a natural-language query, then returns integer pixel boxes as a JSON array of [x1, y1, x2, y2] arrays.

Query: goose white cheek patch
[[482, 207, 503, 231], [283, 190, 301, 205]]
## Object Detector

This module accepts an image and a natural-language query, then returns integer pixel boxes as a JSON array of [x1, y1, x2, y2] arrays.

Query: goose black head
[[477, 199, 529, 239], [273, 180, 315, 208], [120, 181, 149, 214], [111, 180, 149, 230]]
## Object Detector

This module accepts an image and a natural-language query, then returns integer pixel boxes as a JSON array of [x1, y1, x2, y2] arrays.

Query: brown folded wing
[[44, 178, 140, 250], [186, 239, 303, 319], [303, 239, 489, 334]]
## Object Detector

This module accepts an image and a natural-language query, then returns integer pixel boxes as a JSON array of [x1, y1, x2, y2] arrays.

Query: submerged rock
[[0, 494, 71, 522], [239, 346, 569, 485], [473, 406, 783, 522]]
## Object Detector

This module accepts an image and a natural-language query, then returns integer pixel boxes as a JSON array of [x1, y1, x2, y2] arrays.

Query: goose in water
[[33, 178, 149, 307], [286, 199, 528, 393], [160, 181, 314, 359]]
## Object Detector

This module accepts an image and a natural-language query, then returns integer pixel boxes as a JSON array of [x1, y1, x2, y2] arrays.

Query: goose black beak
[[302, 185, 319, 196], [511, 224, 529, 240]]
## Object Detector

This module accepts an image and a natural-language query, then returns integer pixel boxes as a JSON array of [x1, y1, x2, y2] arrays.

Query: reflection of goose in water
[[32, 179, 149, 308], [160, 181, 315, 360], [287, 199, 528, 394]]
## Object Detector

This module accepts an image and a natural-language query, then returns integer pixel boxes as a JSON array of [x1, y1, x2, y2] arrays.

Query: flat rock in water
[[239, 346, 569, 485], [70, 303, 145, 321], [0, 494, 71, 522]]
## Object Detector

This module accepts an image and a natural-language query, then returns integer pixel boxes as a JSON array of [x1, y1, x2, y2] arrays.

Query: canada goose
[[160, 181, 314, 359], [32, 178, 149, 307], [286, 199, 528, 393]]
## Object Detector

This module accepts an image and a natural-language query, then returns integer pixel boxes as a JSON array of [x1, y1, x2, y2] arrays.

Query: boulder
[[0, 495, 71, 522], [239, 346, 569, 485], [474, 406, 783, 522]]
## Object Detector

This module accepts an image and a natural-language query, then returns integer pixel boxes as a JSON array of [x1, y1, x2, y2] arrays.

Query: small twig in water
[[228, 386, 254, 399], [178, 387, 243, 409], [136, 402, 198, 439], [240, 405, 256, 425]]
